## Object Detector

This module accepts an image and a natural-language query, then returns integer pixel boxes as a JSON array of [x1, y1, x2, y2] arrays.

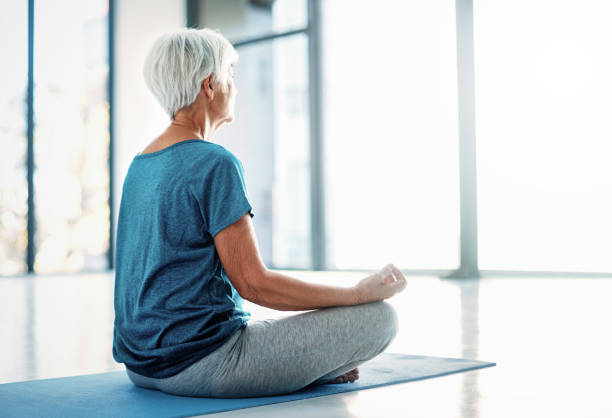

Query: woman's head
[[143, 28, 238, 123]]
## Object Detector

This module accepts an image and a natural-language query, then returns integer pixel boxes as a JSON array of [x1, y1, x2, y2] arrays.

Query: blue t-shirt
[[112, 139, 254, 379]]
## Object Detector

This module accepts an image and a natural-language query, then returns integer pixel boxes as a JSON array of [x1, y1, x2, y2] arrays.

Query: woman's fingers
[[378, 264, 393, 282], [382, 275, 395, 284], [380, 264, 406, 286], [391, 264, 405, 277], [385, 264, 407, 293], [391, 264, 407, 283], [356, 264, 406, 303]]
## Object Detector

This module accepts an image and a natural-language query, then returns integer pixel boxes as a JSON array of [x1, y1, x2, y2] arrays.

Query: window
[[201, 0, 307, 42], [0, 3, 28, 275], [321, 0, 460, 270], [197, 0, 612, 275], [0, 0, 111, 276], [475, 0, 612, 272]]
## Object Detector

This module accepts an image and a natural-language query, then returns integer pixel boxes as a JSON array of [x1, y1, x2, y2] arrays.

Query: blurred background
[[2, 0, 611, 278]]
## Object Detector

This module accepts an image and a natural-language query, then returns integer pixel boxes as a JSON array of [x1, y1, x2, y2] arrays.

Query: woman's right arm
[[213, 213, 406, 311]]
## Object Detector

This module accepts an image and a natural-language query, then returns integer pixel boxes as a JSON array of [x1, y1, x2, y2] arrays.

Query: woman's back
[[112, 139, 255, 379]]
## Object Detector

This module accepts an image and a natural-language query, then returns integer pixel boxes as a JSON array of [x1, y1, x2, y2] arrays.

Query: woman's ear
[[201, 74, 214, 100]]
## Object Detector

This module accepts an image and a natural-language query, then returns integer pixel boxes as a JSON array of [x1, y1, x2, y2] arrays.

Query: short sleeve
[[197, 151, 255, 238]]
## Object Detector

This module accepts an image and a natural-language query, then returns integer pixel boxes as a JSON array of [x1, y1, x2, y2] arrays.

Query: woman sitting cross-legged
[[112, 27, 407, 398]]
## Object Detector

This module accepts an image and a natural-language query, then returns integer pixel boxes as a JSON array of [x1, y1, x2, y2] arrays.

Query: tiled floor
[[1, 271, 611, 417]]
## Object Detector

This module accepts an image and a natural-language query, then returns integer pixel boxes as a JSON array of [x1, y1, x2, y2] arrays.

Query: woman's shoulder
[[186, 141, 241, 166]]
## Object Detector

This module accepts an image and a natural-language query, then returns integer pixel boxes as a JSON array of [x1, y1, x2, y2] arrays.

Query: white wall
[[112, 0, 185, 257]]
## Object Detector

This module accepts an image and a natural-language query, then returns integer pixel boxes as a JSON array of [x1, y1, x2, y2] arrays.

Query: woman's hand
[[353, 264, 407, 304]]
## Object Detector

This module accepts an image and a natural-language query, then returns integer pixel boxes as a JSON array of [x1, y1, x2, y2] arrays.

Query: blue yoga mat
[[0, 353, 495, 418]]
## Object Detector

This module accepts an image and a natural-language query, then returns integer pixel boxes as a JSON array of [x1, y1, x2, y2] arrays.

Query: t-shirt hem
[[124, 318, 248, 380]]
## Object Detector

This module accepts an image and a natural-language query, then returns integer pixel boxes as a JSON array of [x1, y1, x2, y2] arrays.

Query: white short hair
[[143, 28, 238, 120]]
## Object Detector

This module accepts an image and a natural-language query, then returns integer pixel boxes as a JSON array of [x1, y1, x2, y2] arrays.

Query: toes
[[331, 368, 361, 384]]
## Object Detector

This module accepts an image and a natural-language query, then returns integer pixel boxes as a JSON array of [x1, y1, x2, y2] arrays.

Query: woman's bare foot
[[330, 368, 360, 384]]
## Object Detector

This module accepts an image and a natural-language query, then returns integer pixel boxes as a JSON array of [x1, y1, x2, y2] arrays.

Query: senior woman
[[112, 28, 407, 398]]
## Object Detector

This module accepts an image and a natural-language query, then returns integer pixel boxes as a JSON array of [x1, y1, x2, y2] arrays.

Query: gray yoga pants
[[125, 300, 398, 398]]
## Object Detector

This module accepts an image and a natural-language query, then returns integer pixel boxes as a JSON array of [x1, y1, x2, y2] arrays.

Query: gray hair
[[143, 28, 238, 120]]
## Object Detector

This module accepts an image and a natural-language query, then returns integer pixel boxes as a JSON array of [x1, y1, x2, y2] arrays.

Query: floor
[[1, 270, 611, 418]]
